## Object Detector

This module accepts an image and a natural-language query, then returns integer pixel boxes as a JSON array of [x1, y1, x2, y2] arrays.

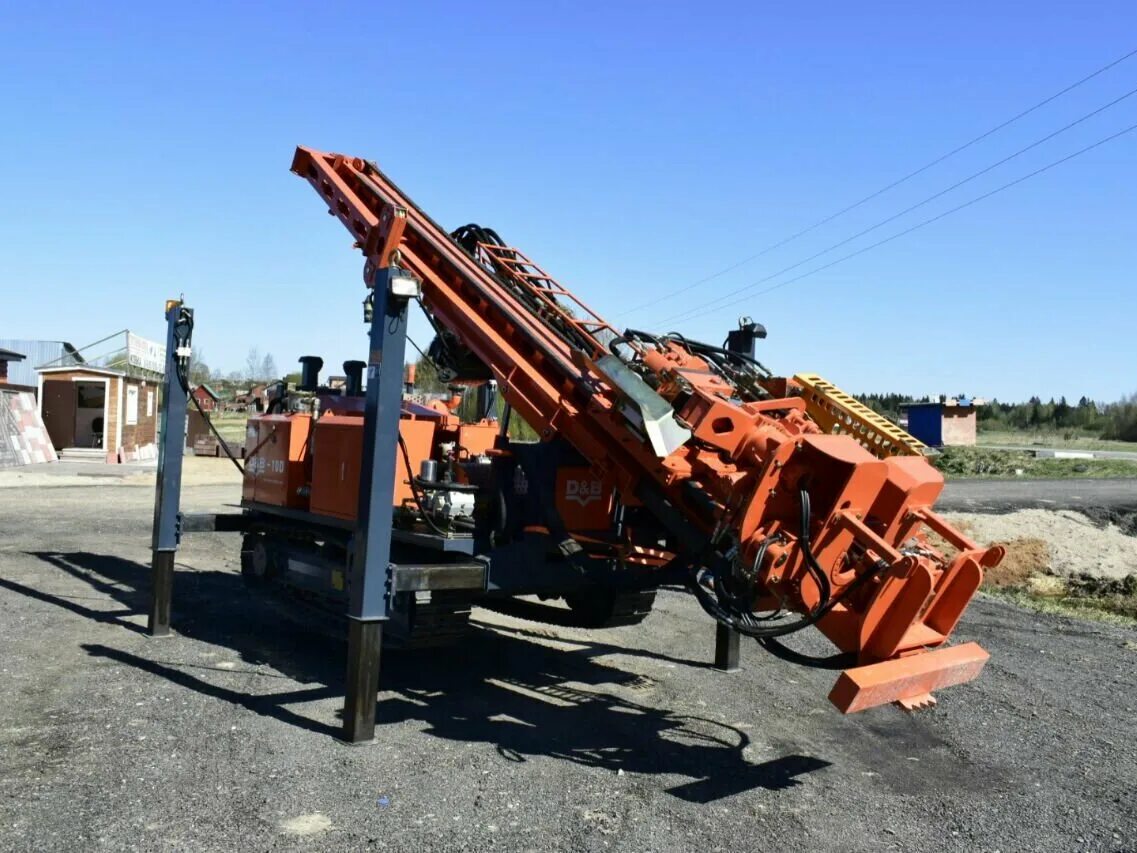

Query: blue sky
[[1, 2, 1133, 402]]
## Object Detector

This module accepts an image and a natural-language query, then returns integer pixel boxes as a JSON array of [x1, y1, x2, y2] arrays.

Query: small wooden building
[[38, 366, 160, 461], [902, 398, 983, 447]]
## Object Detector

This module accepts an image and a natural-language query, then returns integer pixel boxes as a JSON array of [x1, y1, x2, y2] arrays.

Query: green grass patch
[[933, 446, 1137, 479], [976, 429, 1137, 453], [983, 574, 1137, 627], [209, 413, 250, 444]]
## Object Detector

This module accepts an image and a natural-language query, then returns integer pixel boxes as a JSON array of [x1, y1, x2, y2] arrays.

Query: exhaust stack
[[343, 360, 366, 397], [298, 355, 324, 392]]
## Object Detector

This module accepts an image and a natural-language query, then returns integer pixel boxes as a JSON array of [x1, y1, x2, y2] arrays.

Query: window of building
[[126, 386, 139, 425]]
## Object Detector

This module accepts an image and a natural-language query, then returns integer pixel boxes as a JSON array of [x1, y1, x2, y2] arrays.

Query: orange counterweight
[[242, 414, 312, 509], [307, 416, 436, 521]]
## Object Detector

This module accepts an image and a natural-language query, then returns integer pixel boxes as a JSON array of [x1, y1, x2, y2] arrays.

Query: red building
[[192, 384, 220, 413]]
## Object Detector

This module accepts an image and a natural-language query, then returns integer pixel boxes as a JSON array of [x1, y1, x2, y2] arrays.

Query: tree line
[[419, 368, 1137, 444], [857, 392, 1137, 442], [187, 347, 1137, 444], [188, 346, 279, 387], [422, 362, 1137, 444]]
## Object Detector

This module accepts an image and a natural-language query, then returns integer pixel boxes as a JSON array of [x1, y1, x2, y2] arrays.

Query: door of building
[[41, 379, 77, 449]]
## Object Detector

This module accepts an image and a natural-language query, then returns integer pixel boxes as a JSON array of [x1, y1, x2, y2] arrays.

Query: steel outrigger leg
[[709, 322, 763, 673], [148, 301, 192, 637], [714, 623, 741, 672], [342, 266, 415, 743]]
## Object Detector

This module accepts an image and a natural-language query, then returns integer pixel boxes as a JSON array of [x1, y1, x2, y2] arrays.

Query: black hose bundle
[[450, 223, 597, 357], [797, 489, 832, 607], [687, 488, 883, 639], [171, 309, 245, 475], [608, 329, 773, 403], [451, 223, 507, 257]]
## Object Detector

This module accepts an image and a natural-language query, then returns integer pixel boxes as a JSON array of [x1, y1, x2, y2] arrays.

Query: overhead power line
[[612, 45, 1137, 320], [650, 84, 1137, 327], [661, 121, 1137, 327]]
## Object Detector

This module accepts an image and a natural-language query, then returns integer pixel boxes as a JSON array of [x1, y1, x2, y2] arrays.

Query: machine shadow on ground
[[11, 550, 831, 801]]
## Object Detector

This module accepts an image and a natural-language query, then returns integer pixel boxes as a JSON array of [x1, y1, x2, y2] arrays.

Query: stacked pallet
[[0, 389, 57, 468]]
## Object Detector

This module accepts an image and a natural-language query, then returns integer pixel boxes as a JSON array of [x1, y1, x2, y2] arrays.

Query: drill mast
[[292, 146, 1002, 712]]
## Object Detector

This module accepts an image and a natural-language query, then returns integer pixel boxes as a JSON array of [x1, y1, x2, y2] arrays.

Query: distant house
[[902, 398, 985, 447], [192, 384, 220, 413], [233, 383, 268, 413], [0, 339, 83, 389], [0, 347, 27, 388]]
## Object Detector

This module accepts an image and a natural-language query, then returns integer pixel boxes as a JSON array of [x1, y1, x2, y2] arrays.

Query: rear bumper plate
[[828, 642, 989, 713]]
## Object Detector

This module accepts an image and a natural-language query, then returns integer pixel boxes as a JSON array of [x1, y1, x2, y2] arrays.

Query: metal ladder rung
[[480, 241, 616, 346], [482, 246, 530, 262]]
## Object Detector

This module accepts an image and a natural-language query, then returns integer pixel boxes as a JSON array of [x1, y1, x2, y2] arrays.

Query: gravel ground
[[1, 479, 1136, 852], [0, 457, 239, 490]]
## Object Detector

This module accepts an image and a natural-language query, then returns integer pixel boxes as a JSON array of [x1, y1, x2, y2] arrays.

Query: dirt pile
[[925, 520, 1054, 589], [943, 508, 1137, 581], [984, 538, 1050, 588], [935, 508, 1137, 621]]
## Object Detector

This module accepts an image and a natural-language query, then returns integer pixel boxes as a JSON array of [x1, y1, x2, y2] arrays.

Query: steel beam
[[713, 622, 741, 672], [149, 550, 175, 635], [148, 302, 192, 637], [342, 267, 414, 743], [710, 323, 755, 671], [343, 620, 384, 743], [474, 380, 497, 421]]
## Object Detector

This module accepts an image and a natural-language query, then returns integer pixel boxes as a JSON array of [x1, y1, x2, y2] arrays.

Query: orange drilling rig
[[148, 147, 1002, 742]]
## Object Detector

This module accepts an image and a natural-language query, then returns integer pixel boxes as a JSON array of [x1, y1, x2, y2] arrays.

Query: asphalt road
[[940, 477, 1137, 513], [1, 482, 1135, 852]]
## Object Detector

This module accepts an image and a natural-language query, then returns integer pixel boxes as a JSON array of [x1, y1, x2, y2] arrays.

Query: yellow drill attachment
[[794, 373, 928, 459]]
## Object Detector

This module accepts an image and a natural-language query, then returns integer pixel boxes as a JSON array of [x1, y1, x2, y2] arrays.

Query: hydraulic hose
[[688, 558, 883, 640], [798, 489, 832, 608], [172, 311, 244, 475], [687, 489, 877, 639]]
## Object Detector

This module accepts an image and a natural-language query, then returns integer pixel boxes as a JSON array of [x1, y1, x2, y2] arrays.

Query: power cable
[[406, 335, 428, 361], [171, 310, 244, 474], [612, 46, 1137, 320], [653, 85, 1137, 326], [667, 120, 1137, 325]]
